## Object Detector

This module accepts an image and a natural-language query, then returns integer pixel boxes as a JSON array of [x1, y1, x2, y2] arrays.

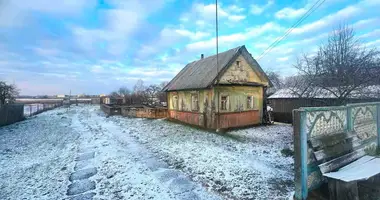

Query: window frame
[[191, 93, 199, 111], [235, 60, 241, 70], [247, 96, 254, 109], [172, 95, 178, 110], [220, 95, 229, 111]]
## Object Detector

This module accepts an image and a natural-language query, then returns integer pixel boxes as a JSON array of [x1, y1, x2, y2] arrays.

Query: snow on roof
[[269, 85, 380, 99]]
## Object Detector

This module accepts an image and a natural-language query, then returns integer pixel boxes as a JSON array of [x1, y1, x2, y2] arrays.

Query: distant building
[[268, 86, 380, 123], [100, 96, 124, 105], [57, 94, 67, 98], [163, 45, 272, 129]]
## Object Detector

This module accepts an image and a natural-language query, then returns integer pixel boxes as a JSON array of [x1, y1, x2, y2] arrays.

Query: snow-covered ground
[[109, 111, 294, 199], [0, 108, 78, 199], [0, 105, 294, 200]]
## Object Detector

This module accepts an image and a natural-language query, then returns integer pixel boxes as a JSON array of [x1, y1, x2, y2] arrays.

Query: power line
[[257, 0, 326, 61]]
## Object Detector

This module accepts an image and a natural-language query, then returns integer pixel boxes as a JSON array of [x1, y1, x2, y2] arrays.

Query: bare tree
[[294, 24, 380, 103], [266, 71, 283, 90], [157, 81, 168, 104], [133, 79, 146, 94], [145, 85, 161, 105], [0, 81, 19, 105], [118, 87, 130, 97]]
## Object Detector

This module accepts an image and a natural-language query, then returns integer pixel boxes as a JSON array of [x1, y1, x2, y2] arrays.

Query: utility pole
[[216, 0, 220, 131]]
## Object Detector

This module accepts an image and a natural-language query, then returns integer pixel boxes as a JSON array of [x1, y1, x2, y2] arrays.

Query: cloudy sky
[[0, 0, 379, 95]]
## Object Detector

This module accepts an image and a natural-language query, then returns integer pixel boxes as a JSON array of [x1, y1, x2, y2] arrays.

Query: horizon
[[1, 0, 379, 95]]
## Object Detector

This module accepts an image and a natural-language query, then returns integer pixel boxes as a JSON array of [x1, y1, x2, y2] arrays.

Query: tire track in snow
[[70, 105, 221, 200]]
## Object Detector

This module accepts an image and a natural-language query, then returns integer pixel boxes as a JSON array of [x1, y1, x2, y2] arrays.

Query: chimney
[[201, 54, 204, 59]]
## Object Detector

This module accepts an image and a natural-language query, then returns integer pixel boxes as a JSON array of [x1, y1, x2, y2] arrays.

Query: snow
[[0, 108, 78, 200], [0, 105, 294, 200], [109, 111, 294, 199]]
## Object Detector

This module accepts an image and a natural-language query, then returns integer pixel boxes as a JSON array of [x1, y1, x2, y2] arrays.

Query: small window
[[247, 96, 253, 109], [236, 61, 241, 70], [191, 94, 198, 111], [173, 95, 178, 110], [221, 96, 229, 111]]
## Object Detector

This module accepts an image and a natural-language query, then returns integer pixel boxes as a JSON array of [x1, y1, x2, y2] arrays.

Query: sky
[[0, 0, 379, 95]]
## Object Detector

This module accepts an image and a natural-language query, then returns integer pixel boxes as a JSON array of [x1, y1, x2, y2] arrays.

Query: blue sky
[[0, 0, 379, 95]]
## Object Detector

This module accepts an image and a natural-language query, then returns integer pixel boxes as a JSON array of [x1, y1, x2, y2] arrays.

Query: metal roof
[[163, 45, 271, 91]]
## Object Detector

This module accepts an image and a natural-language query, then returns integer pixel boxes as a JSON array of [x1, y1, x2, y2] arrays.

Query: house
[[163, 45, 272, 129]]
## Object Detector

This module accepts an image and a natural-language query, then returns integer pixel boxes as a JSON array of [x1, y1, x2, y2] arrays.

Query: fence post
[[293, 109, 308, 200], [347, 105, 353, 132], [377, 104, 380, 148]]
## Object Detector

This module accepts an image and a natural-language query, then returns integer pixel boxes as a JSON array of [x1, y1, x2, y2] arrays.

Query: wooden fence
[[293, 102, 380, 199], [0, 104, 24, 127], [269, 98, 380, 123], [100, 104, 122, 116], [121, 106, 167, 119]]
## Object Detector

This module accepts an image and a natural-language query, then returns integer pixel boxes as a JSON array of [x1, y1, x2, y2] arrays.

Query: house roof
[[163, 45, 272, 91]]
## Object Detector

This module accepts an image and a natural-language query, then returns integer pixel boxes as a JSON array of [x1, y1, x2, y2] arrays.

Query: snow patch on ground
[[70, 105, 220, 200], [0, 107, 79, 200], [108, 110, 294, 199]]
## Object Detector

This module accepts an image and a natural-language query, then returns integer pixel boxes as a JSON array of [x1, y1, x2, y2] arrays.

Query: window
[[221, 96, 229, 111], [173, 95, 178, 110], [247, 96, 254, 109], [191, 94, 198, 111], [236, 61, 241, 70]]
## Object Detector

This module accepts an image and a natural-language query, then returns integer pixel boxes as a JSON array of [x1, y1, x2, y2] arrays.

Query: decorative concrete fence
[[293, 102, 380, 199], [0, 104, 24, 127]]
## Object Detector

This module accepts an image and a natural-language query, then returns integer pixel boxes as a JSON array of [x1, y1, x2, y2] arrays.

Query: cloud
[[251, 0, 274, 15], [276, 56, 289, 62], [290, 5, 360, 35], [275, 7, 307, 19], [180, 2, 246, 25], [0, 0, 96, 27], [33, 47, 60, 57], [186, 22, 283, 52], [228, 15, 246, 22], [175, 29, 211, 40]]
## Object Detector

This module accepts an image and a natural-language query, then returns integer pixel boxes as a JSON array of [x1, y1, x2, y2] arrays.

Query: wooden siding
[[167, 86, 264, 129], [168, 110, 204, 127], [214, 86, 263, 120], [217, 110, 260, 128], [219, 55, 268, 86]]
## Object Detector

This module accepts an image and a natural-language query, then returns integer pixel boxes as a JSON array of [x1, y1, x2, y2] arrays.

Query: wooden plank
[[328, 179, 359, 200], [314, 136, 377, 162], [324, 158, 380, 182], [335, 180, 359, 200], [318, 148, 366, 174], [309, 132, 355, 151], [314, 136, 359, 161], [338, 156, 375, 172]]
